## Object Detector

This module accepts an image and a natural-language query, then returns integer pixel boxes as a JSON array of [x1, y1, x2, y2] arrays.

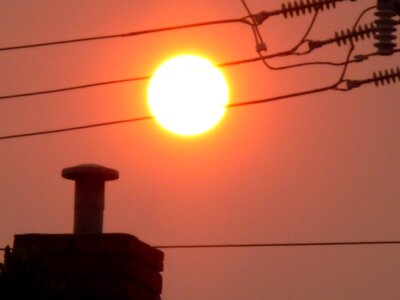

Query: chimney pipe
[[62, 164, 119, 234]]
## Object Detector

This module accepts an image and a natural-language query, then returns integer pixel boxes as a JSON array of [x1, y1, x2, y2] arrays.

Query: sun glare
[[147, 55, 229, 136]]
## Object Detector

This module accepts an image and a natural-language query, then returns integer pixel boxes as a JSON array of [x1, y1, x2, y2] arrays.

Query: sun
[[147, 55, 229, 136]]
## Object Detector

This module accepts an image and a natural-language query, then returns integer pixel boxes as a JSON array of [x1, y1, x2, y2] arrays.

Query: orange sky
[[1, 1, 400, 299]]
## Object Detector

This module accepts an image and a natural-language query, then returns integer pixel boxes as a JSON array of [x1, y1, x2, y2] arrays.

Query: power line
[[0, 54, 270, 100], [0, 4, 391, 141], [2, 240, 399, 251], [5, 46, 397, 141], [155, 240, 400, 249], [0, 47, 385, 101], [0, 116, 153, 140], [2, 51, 383, 142], [4, 48, 393, 141], [10, 54, 400, 141], [0, 78, 345, 141], [0, 55, 264, 100], [0, 57, 310, 100], [0, 0, 355, 52], [0, 18, 251, 52], [0, 75, 152, 100], [0, 5, 379, 100], [230, 84, 335, 109]]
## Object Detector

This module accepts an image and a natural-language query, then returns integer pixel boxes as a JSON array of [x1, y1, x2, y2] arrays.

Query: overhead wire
[[0, 45, 374, 101], [0, 75, 152, 100], [228, 81, 337, 109], [0, 4, 393, 140], [1, 54, 389, 141], [0, 8, 379, 100], [0, 75, 350, 141], [0, 2, 373, 100], [0, 52, 279, 100], [0, 116, 153, 140], [0, 53, 283, 100], [0, 18, 252, 52], [1, 240, 400, 251], [0, 7, 390, 141], [155, 240, 400, 249], [0, 1, 356, 52]]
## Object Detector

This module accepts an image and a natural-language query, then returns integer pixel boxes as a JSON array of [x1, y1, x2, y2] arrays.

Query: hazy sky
[[1, 1, 400, 299]]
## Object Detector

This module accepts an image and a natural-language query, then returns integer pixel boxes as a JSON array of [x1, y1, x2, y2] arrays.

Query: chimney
[[62, 164, 118, 234], [2, 164, 164, 300]]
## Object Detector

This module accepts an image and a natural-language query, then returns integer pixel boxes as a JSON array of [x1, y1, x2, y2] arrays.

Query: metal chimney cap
[[62, 163, 119, 181]]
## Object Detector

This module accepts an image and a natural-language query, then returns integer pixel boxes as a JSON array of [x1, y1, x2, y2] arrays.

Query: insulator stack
[[335, 23, 377, 46], [374, 5, 398, 55], [281, 0, 338, 18], [373, 67, 400, 86]]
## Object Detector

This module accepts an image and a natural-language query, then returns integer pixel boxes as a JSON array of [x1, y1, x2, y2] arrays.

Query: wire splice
[[281, 0, 339, 18]]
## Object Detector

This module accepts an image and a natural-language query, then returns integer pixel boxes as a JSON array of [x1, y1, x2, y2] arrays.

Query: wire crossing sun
[[148, 55, 229, 136]]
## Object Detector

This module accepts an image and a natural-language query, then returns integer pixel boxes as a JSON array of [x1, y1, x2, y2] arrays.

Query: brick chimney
[[1, 164, 164, 300]]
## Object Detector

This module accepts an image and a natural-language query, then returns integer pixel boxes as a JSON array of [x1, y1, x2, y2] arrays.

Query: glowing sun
[[148, 55, 229, 136]]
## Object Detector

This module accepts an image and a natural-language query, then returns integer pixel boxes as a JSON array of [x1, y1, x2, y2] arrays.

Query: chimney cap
[[62, 164, 119, 181]]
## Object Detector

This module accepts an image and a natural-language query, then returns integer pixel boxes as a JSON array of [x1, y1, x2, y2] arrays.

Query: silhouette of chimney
[[1, 164, 164, 300], [62, 164, 119, 234]]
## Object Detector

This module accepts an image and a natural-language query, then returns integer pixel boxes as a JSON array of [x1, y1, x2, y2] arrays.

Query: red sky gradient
[[1, 1, 400, 299]]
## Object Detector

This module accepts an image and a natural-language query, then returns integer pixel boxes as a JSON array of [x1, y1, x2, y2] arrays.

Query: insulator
[[335, 22, 376, 46], [281, 0, 338, 18], [373, 67, 400, 86], [374, 8, 397, 55]]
